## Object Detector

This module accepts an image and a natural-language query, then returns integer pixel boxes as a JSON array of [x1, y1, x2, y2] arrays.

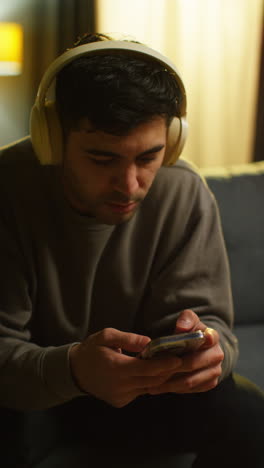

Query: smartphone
[[140, 330, 206, 359]]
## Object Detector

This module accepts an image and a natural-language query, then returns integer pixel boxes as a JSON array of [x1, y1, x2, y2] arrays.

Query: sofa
[[202, 160, 264, 390], [1, 159, 264, 467]]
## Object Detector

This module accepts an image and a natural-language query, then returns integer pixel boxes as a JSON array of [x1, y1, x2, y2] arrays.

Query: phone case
[[140, 330, 205, 359]]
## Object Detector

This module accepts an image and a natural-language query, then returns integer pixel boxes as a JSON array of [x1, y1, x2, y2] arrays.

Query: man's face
[[62, 116, 167, 225]]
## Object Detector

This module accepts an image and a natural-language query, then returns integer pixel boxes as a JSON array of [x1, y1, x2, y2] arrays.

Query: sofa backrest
[[202, 162, 264, 326]]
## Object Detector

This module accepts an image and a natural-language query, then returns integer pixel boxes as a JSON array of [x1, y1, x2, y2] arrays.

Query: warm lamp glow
[[0, 22, 23, 75]]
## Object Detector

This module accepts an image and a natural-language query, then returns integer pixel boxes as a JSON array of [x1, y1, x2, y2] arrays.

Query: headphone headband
[[36, 41, 187, 117]]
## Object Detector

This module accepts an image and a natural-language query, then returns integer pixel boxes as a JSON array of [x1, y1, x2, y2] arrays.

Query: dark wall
[[0, 0, 95, 147]]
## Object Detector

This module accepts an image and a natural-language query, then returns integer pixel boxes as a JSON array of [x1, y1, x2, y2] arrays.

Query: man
[[0, 33, 263, 467]]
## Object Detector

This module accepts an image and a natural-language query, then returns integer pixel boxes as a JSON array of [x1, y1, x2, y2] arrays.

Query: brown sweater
[[0, 138, 238, 410]]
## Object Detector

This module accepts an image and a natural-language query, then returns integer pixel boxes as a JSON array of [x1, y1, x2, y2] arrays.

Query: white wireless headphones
[[30, 41, 188, 165]]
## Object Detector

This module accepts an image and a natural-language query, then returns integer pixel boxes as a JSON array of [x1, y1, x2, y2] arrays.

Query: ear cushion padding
[[44, 102, 63, 164], [30, 101, 63, 165], [30, 104, 49, 165], [164, 117, 188, 166]]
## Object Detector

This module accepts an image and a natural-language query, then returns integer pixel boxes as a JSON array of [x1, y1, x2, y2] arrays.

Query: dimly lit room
[[0, 1, 264, 467]]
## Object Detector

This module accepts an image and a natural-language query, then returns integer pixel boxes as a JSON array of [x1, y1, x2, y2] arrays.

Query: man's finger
[[92, 327, 151, 353], [146, 364, 222, 395], [128, 354, 182, 377]]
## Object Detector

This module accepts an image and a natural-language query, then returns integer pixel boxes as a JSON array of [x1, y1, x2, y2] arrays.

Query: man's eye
[[138, 157, 156, 165], [89, 157, 114, 166]]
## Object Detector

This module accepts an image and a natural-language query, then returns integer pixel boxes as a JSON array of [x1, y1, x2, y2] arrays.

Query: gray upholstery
[[234, 324, 264, 386], [203, 161, 264, 389]]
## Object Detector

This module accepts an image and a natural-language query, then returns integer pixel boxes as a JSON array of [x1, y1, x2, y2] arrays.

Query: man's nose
[[112, 164, 139, 197]]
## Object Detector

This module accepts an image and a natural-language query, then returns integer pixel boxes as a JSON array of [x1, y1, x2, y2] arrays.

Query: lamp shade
[[0, 23, 23, 75]]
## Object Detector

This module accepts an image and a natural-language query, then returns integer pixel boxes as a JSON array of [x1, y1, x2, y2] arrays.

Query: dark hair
[[56, 33, 182, 136]]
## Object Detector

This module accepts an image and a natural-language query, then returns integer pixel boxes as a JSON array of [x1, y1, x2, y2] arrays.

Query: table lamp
[[0, 22, 23, 75]]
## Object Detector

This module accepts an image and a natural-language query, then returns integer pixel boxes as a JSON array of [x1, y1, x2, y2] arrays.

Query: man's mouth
[[106, 201, 138, 214]]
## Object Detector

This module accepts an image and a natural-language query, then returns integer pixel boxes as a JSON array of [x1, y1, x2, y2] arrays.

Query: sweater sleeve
[[139, 169, 239, 380], [0, 213, 84, 410]]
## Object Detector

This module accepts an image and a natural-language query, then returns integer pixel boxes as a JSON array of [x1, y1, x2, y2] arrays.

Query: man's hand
[[69, 328, 182, 408], [146, 309, 224, 395]]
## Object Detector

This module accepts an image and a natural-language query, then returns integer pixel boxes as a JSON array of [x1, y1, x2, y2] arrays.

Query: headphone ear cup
[[163, 116, 188, 166], [30, 103, 51, 164], [177, 117, 188, 158], [45, 101, 63, 164], [30, 101, 63, 165]]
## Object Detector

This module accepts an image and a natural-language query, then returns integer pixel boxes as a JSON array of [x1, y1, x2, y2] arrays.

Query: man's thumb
[[176, 309, 195, 332]]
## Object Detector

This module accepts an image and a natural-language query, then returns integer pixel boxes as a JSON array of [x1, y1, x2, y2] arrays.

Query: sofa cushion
[[202, 162, 264, 326], [234, 324, 264, 389]]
